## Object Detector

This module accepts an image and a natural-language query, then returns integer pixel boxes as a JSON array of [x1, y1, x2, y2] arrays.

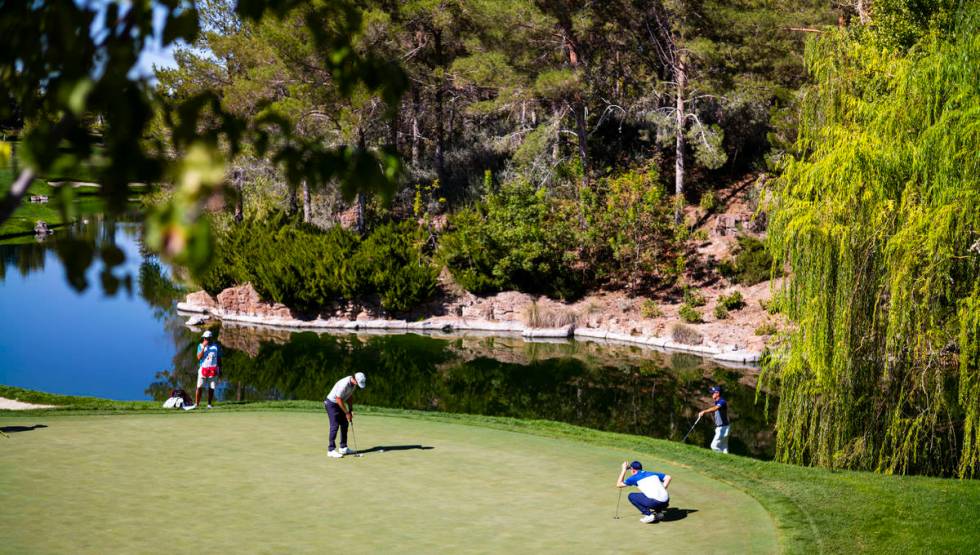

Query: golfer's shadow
[[661, 508, 697, 522], [359, 444, 434, 454], [1, 424, 48, 434]]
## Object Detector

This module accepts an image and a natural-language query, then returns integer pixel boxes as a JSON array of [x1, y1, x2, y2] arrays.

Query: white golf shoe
[[327, 450, 344, 458], [640, 513, 659, 524], [338, 447, 356, 455]]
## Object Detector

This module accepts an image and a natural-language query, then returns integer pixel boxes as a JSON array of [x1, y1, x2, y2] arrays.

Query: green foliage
[[1, 0, 406, 289], [438, 180, 584, 299], [719, 236, 773, 286], [765, 5, 980, 476], [713, 304, 729, 320], [640, 299, 664, 319], [202, 214, 436, 313], [580, 166, 679, 290], [682, 287, 706, 307], [755, 322, 777, 336], [699, 190, 717, 212], [353, 221, 438, 312], [678, 304, 703, 324], [719, 291, 746, 311]]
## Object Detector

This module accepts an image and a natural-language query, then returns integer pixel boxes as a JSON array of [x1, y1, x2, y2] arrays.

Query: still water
[[0, 219, 776, 458]]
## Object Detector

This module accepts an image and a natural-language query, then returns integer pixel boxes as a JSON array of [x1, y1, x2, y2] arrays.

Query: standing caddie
[[699, 385, 730, 453], [190, 330, 221, 410], [324, 372, 366, 458]]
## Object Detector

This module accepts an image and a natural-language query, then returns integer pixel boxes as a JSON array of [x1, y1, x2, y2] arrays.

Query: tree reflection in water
[[149, 326, 777, 459]]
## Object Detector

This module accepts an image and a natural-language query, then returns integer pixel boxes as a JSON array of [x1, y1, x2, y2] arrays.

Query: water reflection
[[0, 217, 776, 459], [150, 326, 776, 459]]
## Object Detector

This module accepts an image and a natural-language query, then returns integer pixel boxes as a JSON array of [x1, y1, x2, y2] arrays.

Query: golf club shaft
[[681, 415, 702, 443], [615, 488, 623, 519]]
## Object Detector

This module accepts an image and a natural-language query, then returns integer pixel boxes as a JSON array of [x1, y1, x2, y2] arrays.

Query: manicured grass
[[0, 167, 104, 237], [0, 412, 774, 554], [3, 387, 980, 553]]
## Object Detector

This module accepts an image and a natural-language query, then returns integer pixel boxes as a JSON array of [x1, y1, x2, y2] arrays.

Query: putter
[[349, 421, 363, 457], [681, 415, 702, 443], [614, 488, 623, 519]]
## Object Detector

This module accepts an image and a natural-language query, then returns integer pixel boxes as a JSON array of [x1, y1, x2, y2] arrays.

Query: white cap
[[202, 330, 213, 338], [354, 372, 366, 389]]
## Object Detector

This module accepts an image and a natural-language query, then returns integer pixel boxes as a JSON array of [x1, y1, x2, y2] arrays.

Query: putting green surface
[[0, 412, 776, 554]]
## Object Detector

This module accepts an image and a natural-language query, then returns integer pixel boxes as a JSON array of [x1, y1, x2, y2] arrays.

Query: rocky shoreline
[[177, 284, 776, 365]]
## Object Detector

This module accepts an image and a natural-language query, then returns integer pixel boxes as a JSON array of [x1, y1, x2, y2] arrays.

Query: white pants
[[711, 425, 730, 453]]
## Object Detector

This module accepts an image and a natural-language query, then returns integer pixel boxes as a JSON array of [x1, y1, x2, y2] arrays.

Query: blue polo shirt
[[624, 471, 669, 502], [713, 397, 729, 427]]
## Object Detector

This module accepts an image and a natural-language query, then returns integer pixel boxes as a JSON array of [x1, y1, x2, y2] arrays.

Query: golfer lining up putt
[[617, 460, 671, 523], [324, 372, 366, 458]]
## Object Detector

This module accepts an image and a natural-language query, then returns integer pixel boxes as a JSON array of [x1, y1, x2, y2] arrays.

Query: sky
[[133, 3, 179, 80], [85, 1, 180, 81]]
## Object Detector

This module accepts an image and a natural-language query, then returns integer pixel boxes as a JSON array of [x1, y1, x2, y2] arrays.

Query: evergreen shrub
[[718, 236, 773, 285], [438, 180, 584, 300], [201, 214, 437, 313]]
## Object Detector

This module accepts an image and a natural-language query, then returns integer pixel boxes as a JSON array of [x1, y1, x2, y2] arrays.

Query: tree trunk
[[411, 88, 421, 166], [287, 185, 298, 216], [233, 168, 243, 223], [674, 58, 686, 224], [856, 0, 870, 24], [574, 102, 589, 189], [434, 30, 446, 186], [301, 179, 311, 224], [355, 192, 366, 235], [388, 100, 400, 154]]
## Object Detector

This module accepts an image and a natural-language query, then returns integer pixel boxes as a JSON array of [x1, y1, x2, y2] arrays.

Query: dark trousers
[[324, 400, 349, 450], [629, 492, 669, 516]]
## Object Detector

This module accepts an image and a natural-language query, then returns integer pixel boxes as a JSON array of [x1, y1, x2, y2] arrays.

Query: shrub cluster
[[437, 180, 584, 300], [718, 236, 774, 286], [718, 290, 745, 311], [438, 168, 682, 300], [678, 304, 703, 323], [201, 214, 437, 313]]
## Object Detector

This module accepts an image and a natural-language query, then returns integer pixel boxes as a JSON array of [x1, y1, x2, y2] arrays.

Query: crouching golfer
[[324, 372, 366, 458], [617, 460, 671, 523]]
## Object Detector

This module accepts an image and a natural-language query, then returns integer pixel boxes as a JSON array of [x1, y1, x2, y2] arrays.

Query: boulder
[[216, 283, 293, 319], [185, 290, 218, 310]]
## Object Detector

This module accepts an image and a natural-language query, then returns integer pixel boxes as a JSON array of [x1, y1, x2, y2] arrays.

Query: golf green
[[0, 412, 775, 553]]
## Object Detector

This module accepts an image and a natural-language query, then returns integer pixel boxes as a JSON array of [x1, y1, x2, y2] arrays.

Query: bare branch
[[0, 167, 37, 225]]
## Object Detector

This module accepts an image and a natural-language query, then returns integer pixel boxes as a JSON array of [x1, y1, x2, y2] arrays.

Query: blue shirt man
[[616, 460, 671, 523], [699, 385, 730, 453]]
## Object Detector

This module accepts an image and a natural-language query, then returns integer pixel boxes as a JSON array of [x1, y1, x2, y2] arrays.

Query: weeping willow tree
[[766, 4, 980, 477]]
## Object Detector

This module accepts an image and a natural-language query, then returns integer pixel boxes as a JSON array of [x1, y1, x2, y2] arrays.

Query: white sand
[[0, 397, 56, 410]]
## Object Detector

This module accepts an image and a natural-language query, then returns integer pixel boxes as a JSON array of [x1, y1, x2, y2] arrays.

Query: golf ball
[[380, 449, 384, 452]]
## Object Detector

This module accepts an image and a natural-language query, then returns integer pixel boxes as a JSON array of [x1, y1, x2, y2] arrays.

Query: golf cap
[[709, 385, 721, 393], [629, 461, 643, 471], [354, 372, 366, 389], [202, 330, 213, 338]]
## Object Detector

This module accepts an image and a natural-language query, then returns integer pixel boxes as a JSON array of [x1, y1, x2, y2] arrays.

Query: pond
[[0, 218, 777, 459]]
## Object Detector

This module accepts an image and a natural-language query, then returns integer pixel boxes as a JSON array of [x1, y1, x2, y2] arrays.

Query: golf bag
[[163, 388, 193, 409]]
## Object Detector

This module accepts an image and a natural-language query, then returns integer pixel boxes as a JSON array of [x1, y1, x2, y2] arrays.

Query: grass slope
[[0, 168, 104, 237], [0, 412, 774, 554], [2, 387, 980, 553]]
